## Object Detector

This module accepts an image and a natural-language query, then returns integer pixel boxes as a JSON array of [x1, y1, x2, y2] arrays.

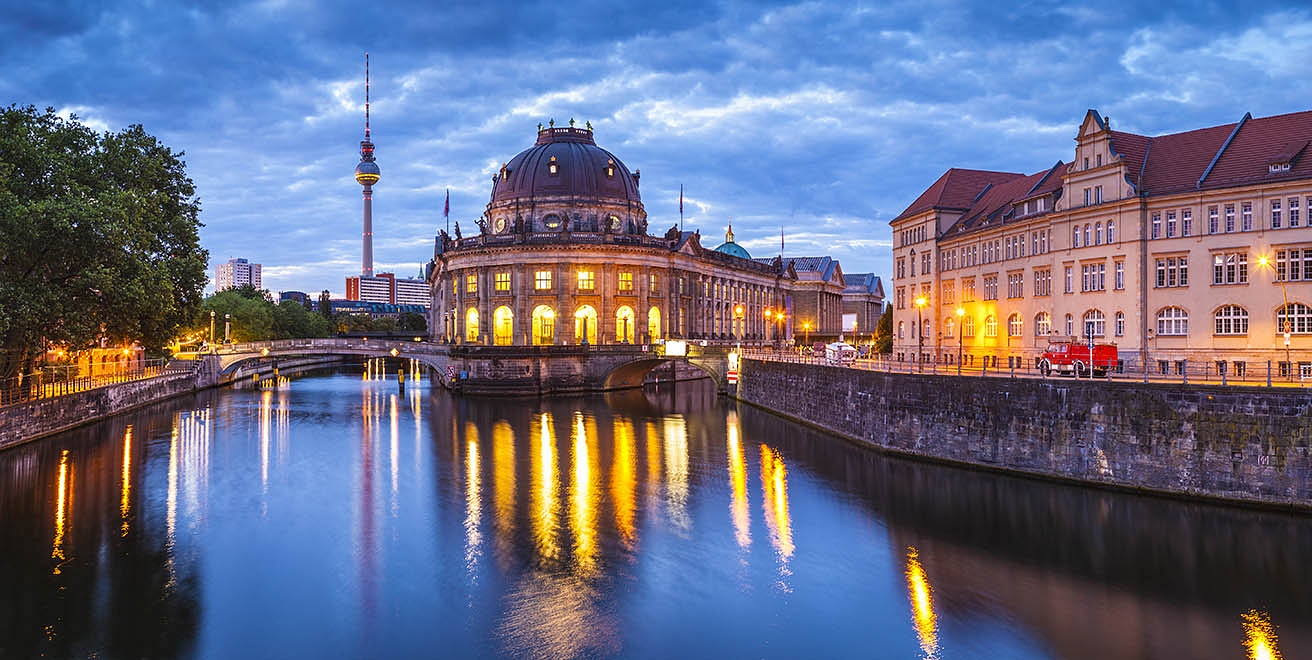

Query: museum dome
[[714, 224, 752, 259], [489, 123, 641, 206]]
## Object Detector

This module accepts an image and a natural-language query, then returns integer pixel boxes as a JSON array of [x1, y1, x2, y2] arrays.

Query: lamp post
[[955, 307, 965, 375], [733, 303, 745, 354], [224, 313, 231, 345], [802, 320, 811, 348], [1257, 256, 1293, 381], [914, 295, 927, 373], [209, 310, 216, 351], [764, 308, 774, 349]]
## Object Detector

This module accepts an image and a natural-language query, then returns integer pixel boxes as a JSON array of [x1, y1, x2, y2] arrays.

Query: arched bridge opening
[[603, 357, 725, 392]]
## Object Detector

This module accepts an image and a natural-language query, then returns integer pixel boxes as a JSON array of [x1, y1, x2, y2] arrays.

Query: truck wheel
[[1074, 360, 1085, 377], [1039, 360, 1051, 376]]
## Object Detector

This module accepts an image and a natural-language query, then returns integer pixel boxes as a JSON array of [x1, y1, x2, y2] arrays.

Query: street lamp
[[224, 313, 231, 345], [209, 310, 216, 351], [1257, 255, 1293, 381], [914, 295, 928, 373], [955, 307, 965, 375], [802, 320, 812, 350], [733, 303, 745, 354]]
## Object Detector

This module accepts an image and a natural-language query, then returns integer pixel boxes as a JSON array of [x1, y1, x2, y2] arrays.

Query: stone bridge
[[204, 338, 733, 395]]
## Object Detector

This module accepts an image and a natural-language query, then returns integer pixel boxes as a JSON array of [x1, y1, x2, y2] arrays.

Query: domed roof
[[714, 224, 752, 259], [490, 125, 640, 205]]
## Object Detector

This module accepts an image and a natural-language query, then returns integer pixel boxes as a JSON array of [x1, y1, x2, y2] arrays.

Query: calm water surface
[[1, 365, 1308, 659]]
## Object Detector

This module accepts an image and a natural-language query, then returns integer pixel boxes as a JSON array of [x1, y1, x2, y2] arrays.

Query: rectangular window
[[1083, 188, 1091, 206], [1291, 197, 1301, 227], [1272, 200, 1283, 229], [1033, 269, 1051, 297], [650, 273, 659, 292], [1242, 202, 1253, 231], [1212, 252, 1248, 285], [1155, 257, 1188, 288], [962, 278, 976, 302], [942, 281, 955, 305], [1209, 206, 1219, 234], [1095, 185, 1103, 204], [1166, 211, 1177, 238], [494, 272, 511, 292], [577, 270, 595, 291], [1080, 263, 1106, 292], [1224, 205, 1235, 232], [1182, 209, 1193, 237], [1064, 266, 1073, 294], [1151, 213, 1161, 239], [535, 270, 553, 290], [1007, 273, 1024, 298], [466, 274, 478, 293], [1114, 261, 1124, 290], [983, 275, 998, 300], [618, 272, 634, 292]]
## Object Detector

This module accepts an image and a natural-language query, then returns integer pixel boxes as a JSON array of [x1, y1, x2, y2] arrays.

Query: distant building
[[394, 277, 429, 306], [279, 290, 310, 306], [330, 299, 427, 320], [765, 256, 847, 342], [215, 258, 261, 291], [346, 273, 393, 304], [842, 273, 886, 340]]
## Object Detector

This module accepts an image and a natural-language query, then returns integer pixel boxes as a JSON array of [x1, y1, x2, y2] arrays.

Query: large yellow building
[[891, 108, 1312, 378]]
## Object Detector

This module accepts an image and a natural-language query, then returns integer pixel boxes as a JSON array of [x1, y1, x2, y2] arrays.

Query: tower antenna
[[365, 52, 371, 139]]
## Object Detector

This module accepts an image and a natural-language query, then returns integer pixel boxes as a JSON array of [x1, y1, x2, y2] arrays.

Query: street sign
[[727, 370, 738, 384]]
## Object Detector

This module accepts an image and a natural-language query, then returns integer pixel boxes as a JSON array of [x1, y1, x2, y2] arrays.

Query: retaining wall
[[736, 359, 1312, 510], [0, 372, 198, 451]]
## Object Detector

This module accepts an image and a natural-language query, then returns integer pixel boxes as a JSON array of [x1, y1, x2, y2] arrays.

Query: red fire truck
[[1038, 341, 1118, 377]]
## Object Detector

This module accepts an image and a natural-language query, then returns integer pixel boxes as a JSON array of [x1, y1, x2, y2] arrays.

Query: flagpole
[[679, 184, 684, 233], [444, 188, 450, 235]]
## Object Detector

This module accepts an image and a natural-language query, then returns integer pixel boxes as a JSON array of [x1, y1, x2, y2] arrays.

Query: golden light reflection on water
[[760, 445, 793, 565], [1243, 609, 1282, 660], [51, 449, 72, 573], [465, 421, 483, 574], [531, 412, 560, 561], [726, 412, 751, 550], [390, 394, 400, 505], [570, 412, 599, 575], [260, 389, 272, 491], [905, 547, 939, 660], [662, 416, 689, 531], [611, 417, 637, 550], [492, 420, 516, 559], [120, 425, 133, 537]]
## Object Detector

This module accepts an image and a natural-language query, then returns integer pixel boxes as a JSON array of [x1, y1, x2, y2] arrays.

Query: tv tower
[[354, 53, 380, 277]]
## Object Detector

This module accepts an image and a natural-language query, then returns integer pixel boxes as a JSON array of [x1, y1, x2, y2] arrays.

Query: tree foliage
[[194, 287, 333, 344], [0, 105, 207, 377], [875, 302, 893, 354]]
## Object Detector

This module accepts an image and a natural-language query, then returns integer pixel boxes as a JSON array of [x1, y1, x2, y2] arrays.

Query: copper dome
[[490, 126, 641, 206]]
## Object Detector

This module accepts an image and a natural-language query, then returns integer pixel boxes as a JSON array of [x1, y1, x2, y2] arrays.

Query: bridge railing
[[0, 358, 170, 408]]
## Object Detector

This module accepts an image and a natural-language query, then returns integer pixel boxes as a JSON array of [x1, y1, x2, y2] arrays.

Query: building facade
[[428, 124, 806, 346], [214, 258, 261, 291], [841, 273, 886, 342], [891, 108, 1312, 377]]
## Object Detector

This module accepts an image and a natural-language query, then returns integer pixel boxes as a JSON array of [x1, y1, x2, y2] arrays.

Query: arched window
[[1035, 312, 1051, 336], [1156, 307, 1189, 336], [1007, 314, 1023, 337], [963, 315, 975, 337], [465, 307, 480, 344], [574, 305, 598, 344], [984, 315, 998, 337], [493, 306, 514, 345], [897, 321, 905, 339], [532, 305, 556, 345], [647, 307, 662, 342], [1084, 224, 1091, 247], [1107, 220, 1116, 243], [943, 317, 955, 338], [1072, 226, 1081, 248], [909, 249, 917, 276], [1276, 302, 1312, 334], [922, 319, 930, 339], [1115, 311, 1125, 337], [1214, 305, 1249, 335], [1083, 309, 1106, 337], [1095, 222, 1103, 245], [616, 306, 636, 343], [1064, 313, 1074, 336]]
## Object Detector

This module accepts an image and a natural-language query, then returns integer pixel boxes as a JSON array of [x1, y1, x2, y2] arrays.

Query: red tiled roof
[[944, 162, 1065, 238], [1108, 131, 1150, 187], [1137, 122, 1237, 195], [1200, 110, 1312, 189], [891, 168, 1023, 223]]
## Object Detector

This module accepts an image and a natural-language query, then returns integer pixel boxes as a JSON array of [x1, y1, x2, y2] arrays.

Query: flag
[[444, 189, 450, 218]]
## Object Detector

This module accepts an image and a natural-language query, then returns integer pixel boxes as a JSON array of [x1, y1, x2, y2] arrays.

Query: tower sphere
[[355, 160, 380, 186]]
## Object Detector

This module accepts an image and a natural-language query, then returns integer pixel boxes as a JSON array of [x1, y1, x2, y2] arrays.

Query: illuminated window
[[451, 277, 457, 295], [1277, 303, 1312, 334], [616, 306, 636, 343], [494, 272, 510, 292], [535, 270, 552, 291], [1082, 309, 1105, 337], [984, 315, 998, 337], [605, 159, 615, 177], [532, 306, 556, 345], [466, 274, 477, 293], [1035, 312, 1051, 336], [577, 270, 595, 291], [1214, 305, 1248, 335], [548, 156, 559, 176], [649, 273, 658, 292], [962, 315, 975, 337], [465, 307, 480, 343], [1007, 314, 1023, 337], [618, 272, 633, 292], [493, 306, 514, 345], [574, 305, 597, 344], [648, 307, 662, 341]]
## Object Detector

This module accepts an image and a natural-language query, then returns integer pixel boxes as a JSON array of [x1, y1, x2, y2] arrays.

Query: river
[[0, 363, 1307, 659]]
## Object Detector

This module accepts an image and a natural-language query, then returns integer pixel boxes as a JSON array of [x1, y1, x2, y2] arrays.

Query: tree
[[0, 105, 206, 377], [397, 311, 427, 333], [272, 300, 333, 339], [875, 303, 893, 354], [318, 290, 332, 319]]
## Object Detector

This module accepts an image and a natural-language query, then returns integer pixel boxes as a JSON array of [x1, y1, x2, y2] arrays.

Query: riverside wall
[[736, 358, 1312, 510]]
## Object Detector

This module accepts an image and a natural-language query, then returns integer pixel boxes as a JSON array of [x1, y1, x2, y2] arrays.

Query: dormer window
[[548, 156, 559, 176], [1268, 140, 1307, 175], [605, 159, 615, 177], [1270, 162, 1291, 174]]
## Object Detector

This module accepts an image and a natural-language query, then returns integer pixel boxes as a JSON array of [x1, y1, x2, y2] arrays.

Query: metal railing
[[0, 358, 169, 407]]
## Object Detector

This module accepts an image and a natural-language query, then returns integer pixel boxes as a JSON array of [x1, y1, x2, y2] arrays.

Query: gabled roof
[[1136, 122, 1237, 195], [1200, 110, 1312, 188], [891, 168, 1024, 223], [842, 273, 884, 297], [941, 162, 1064, 239]]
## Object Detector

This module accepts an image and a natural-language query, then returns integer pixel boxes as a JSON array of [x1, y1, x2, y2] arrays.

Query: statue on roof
[[454, 221, 462, 240]]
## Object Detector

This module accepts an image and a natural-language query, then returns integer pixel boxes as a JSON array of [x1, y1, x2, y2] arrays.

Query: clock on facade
[[493, 216, 507, 233]]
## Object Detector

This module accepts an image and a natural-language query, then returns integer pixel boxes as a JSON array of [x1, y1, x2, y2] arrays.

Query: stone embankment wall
[[736, 359, 1312, 510]]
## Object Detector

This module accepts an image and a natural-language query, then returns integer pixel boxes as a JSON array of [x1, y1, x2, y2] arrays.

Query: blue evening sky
[[4, 1, 1310, 296]]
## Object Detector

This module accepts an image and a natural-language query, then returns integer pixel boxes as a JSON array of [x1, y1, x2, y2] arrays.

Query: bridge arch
[[602, 357, 724, 391]]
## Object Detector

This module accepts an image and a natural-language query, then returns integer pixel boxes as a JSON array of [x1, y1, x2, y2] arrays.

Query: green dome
[[714, 241, 752, 259]]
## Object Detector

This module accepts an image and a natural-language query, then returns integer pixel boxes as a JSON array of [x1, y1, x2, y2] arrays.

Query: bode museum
[[428, 123, 854, 347]]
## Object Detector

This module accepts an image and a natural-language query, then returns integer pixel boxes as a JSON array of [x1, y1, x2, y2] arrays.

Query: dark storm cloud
[[2, 0, 1308, 294]]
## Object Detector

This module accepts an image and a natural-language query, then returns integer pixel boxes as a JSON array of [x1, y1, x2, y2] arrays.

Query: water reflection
[[1243, 610, 1282, 660], [51, 449, 72, 573], [726, 411, 751, 550], [905, 547, 939, 659], [759, 444, 794, 570], [662, 416, 689, 531], [531, 412, 561, 562], [611, 416, 637, 551], [120, 426, 132, 537], [569, 412, 598, 575], [464, 421, 482, 576]]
